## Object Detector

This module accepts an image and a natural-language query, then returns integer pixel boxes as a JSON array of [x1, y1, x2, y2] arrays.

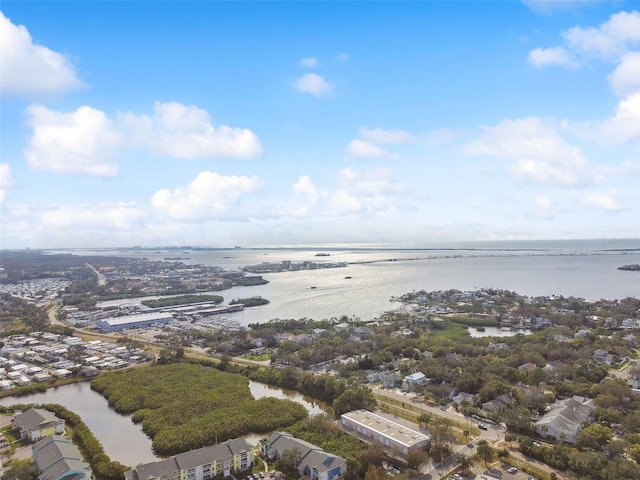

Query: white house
[[627, 373, 640, 389], [402, 372, 428, 391], [12, 408, 65, 441], [534, 396, 595, 444]]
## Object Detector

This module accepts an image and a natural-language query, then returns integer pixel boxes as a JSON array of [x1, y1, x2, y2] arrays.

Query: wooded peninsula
[[91, 363, 308, 456]]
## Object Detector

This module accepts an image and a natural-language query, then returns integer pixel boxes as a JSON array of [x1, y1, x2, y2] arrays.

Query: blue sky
[[1, 1, 639, 248]]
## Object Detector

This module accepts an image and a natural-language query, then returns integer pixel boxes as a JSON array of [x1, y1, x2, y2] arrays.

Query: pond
[[467, 326, 532, 338], [0, 379, 326, 466]]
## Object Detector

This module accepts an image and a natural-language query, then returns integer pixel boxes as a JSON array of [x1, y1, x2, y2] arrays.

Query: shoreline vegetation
[[141, 294, 224, 308], [229, 296, 270, 307], [91, 363, 308, 456], [0, 403, 127, 480]]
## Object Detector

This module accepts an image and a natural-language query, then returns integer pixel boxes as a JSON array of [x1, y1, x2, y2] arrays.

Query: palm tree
[[476, 440, 494, 467], [456, 453, 473, 473]]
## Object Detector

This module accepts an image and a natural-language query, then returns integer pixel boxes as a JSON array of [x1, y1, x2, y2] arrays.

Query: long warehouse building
[[97, 312, 173, 332], [341, 409, 430, 455]]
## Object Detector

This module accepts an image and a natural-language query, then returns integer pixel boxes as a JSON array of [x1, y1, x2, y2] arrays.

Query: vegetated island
[[618, 264, 640, 271], [229, 296, 270, 307], [91, 363, 307, 456], [141, 294, 224, 308]]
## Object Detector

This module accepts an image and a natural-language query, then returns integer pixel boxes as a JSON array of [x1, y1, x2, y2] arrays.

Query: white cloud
[[335, 53, 349, 62], [299, 56, 318, 68], [528, 46, 574, 67], [533, 195, 557, 219], [601, 92, 640, 142], [0, 11, 86, 97], [22, 102, 263, 176], [289, 167, 405, 217], [583, 191, 623, 211], [151, 171, 263, 221], [40, 202, 146, 230], [25, 105, 121, 176], [620, 160, 640, 174], [1, 201, 149, 247], [421, 128, 461, 146], [120, 101, 263, 158], [346, 127, 411, 159], [346, 139, 391, 159], [358, 127, 412, 145], [294, 73, 334, 97], [563, 10, 640, 60], [466, 117, 591, 187], [0, 163, 14, 206], [529, 11, 640, 84], [608, 51, 640, 96]]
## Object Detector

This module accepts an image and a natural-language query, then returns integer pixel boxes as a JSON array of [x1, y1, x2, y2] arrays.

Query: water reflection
[[0, 382, 158, 466], [248, 380, 326, 416], [0, 379, 327, 464], [467, 326, 532, 338]]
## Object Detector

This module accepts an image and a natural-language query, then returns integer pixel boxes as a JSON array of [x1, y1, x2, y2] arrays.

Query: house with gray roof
[[125, 438, 253, 480], [401, 372, 428, 391], [12, 408, 65, 441], [534, 395, 595, 444], [32, 435, 91, 480], [260, 432, 345, 480], [482, 393, 514, 413]]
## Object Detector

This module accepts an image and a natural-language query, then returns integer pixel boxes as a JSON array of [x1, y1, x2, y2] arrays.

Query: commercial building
[[340, 409, 430, 456], [125, 438, 253, 480], [96, 312, 173, 332], [260, 432, 346, 480]]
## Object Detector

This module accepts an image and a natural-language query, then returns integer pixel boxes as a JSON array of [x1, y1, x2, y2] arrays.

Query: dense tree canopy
[[92, 363, 308, 456]]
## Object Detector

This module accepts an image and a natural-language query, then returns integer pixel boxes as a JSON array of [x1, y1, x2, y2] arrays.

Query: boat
[[310, 286, 317, 289], [345, 276, 352, 279]]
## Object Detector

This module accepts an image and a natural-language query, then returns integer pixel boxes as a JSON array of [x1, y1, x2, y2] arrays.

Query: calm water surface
[[0, 380, 325, 466], [93, 250, 640, 325]]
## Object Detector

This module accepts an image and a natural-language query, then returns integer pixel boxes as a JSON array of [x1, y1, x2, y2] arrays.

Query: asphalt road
[[372, 386, 568, 480]]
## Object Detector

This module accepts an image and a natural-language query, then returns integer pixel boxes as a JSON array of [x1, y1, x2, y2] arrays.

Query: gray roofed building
[[260, 432, 346, 480], [12, 408, 65, 441], [125, 438, 253, 480], [481, 392, 514, 413], [96, 312, 173, 332], [32, 435, 91, 480], [534, 395, 595, 444]]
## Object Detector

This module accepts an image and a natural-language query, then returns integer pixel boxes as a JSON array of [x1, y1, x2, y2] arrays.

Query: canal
[[0, 380, 326, 466]]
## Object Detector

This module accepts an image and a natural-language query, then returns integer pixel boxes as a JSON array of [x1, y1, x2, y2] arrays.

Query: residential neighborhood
[[1, 251, 640, 480]]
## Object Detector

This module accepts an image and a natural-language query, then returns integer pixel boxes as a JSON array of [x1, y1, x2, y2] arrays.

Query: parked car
[[507, 466, 518, 474], [478, 423, 488, 430]]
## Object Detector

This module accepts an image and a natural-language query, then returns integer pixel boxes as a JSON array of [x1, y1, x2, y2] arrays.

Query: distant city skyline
[[1, 1, 639, 248]]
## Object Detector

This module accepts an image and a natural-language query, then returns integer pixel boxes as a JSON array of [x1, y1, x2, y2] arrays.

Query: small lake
[[0, 380, 326, 466], [467, 326, 532, 338]]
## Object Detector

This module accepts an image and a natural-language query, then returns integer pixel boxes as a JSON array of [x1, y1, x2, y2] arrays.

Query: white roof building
[[341, 409, 429, 455], [535, 395, 595, 444], [97, 312, 173, 332]]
